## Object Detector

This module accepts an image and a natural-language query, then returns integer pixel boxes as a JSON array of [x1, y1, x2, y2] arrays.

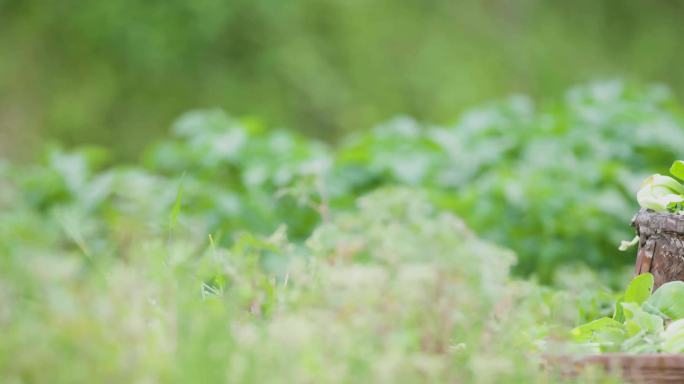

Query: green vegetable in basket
[[623, 273, 654, 305], [661, 319, 684, 353], [644, 281, 684, 320], [622, 302, 664, 337], [572, 274, 654, 351], [636, 174, 684, 213], [570, 275, 684, 353], [571, 317, 626, 352], [613, 273, 654, 322]]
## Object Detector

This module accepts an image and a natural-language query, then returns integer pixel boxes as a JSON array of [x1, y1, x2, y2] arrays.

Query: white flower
[[636, 174, 684, 212]]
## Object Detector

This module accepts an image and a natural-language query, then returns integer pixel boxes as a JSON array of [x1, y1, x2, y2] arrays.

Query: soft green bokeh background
[[2, 0, 684, 160], [4, 2, 684, 381], [3, 0, 684, 280]]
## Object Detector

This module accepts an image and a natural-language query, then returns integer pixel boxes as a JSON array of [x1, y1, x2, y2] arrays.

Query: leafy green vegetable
[[645, 281, 684, 320], [573, 274, 684, 354], [661, 319, 684, 353], [636, 174, 684, 213], [571, 317, 626, 349], [623, 273, 654, 305], [638, 160, 684, 213], [612, 273, 653, 323], [622, 302, 664, 336]]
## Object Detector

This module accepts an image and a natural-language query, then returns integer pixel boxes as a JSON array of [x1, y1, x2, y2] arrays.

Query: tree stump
[[632, 209, 684, 290]]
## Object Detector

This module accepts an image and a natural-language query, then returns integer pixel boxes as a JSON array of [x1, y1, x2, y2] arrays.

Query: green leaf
[[662, 319, 684, 353], [662, 334, 684, 353], [645, 281, 684, 320], [623, 273, 654, 305], [623, 331, 660, 354], [572, 317, 627, 352], [571, 317, 625, 343], [671, 160, 684, 181], [621, 302, 664, 336], [612, 274, 654, 327]]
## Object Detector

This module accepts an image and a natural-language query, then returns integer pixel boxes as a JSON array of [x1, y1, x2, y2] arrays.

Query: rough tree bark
[[632, 209, 684, 290]]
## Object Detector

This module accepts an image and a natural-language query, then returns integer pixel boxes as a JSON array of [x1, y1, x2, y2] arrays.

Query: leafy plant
[[337, 82, 684, 279], [637, 174, 684, 213], [634, 159, 684, 214], [572, 273, 684, 353], [11, 82, 684, 281], [670, 160, 684, 181]]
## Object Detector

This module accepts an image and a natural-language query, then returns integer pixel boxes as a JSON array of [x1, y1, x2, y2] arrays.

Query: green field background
[[2, 0, 684, 160]]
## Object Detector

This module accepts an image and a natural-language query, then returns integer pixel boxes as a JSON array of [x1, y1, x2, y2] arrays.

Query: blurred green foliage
[[0, 171, 611, 381], [4, 81, 668, 381], [151, 82, 684, 280], [2, 0, 684, 159], [3, 2, 682, 377], [6, 82, 683, 281], [336, 81, 684, 278]]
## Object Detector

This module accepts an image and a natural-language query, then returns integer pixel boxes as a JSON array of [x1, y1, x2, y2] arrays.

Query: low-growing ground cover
[[139, 81, 684, 280]]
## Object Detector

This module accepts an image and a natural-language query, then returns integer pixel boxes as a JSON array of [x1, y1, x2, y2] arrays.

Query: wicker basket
[[558, 354, 684, 383], [632, 209, 684, 289]]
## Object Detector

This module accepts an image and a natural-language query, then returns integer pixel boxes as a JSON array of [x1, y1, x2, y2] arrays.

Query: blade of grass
[[168, 174, 185, 233], [670, 160, 684, 181]]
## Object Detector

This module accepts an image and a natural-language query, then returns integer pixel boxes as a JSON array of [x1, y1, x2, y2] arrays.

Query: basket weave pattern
[[570, 354, 684, 384]]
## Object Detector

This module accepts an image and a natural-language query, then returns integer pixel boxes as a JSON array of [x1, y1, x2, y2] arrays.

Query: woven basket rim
[[553, 353, 684, 362], [549, 353, 684, 374], [579, 353, 684, 360], [560, 353, 684, 383]]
